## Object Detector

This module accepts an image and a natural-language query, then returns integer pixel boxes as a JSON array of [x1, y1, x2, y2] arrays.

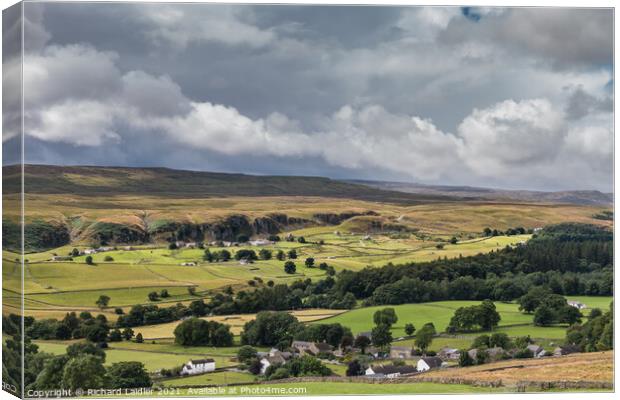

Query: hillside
[[2, 165, 611, 251], [4, 164, 451, 203], [348, 180, 613, 206]]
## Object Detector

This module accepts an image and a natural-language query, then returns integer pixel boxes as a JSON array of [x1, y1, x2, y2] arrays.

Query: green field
[[161, 371, 256, 387], [3, 230, 537, 317], [164, 381, 505, 396]]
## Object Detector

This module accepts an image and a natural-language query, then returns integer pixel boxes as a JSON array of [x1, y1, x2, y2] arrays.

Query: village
[[173, 330, 586, 383]]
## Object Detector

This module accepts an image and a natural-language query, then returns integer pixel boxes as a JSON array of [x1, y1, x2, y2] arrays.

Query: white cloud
[[457, 99, 565, 174], [138, 4, 275, 49]]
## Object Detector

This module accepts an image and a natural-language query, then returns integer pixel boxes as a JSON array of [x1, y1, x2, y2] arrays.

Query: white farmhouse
[[416, 356, 444, 372], [567, 300, 587, 310], [181, 359, 216, 375]]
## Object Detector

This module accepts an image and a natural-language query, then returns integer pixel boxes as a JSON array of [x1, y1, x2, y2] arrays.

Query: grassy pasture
[[315, 300, 534, 336], [163, 382, 504, 395], [35, 341, 238, 372], [422, 351, 613, 385], [161, 371, 256, 387]]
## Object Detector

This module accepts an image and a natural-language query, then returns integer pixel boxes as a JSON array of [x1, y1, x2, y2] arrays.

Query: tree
[[135, 333, 144, 343], [371, 324, 392, 351], [284, 261, 296, 274], [450, 237, 458, 245], [106, 361, 152, 388], [235, 249, 257, 261], [259, 249, 272, 260], [346, 360, 364, 376], [478, 300, 501, 330], [33, 355, 69, 391], [237, 346, 258, 364], [85, 256, 94, 265], [109, 329, 122, 342], [373, 308, 398, 327], [304, 257, 315, 268], [203, 249, 214, 262], [475, 349, 489, 365], [287, 249, 298, 259], [533, 304, 555, 326], [148, 291, 160, 301], [122, 327, 134, 341], [66, 342, 106, 362], [558, 305, 582, 325], [404, 323, 416, 336], [459, 350, 474, 367], [95, 295, 110, 309], [61, 355, 106, 390], [219, 249, 232, 261], [297, 236, 306, 244], [241, 311, 300, 347], [71, 248, 80, 257], [83, 323, 109, 343], [114, 308, 124, 315], [489, 333, 512, 349], [168, 242, 178, 250], [188, 287, 197, 296], [276, 250, 286, 261], [354, 335, 371, 354], [518, 287, 551, 314], [160, 289, 170, 298], [104, 255, 114, 262], [415, 324, 436, 354], [211, 324, 234, 347]]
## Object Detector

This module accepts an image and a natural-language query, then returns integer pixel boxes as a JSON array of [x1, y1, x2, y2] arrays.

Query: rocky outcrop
[[207, 215, 253, 241], [252, 216, 281, 235]]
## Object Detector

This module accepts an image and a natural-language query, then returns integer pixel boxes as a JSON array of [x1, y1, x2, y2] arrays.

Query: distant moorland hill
[[348, 180, 613, 206], [4, 164, 452, 204]]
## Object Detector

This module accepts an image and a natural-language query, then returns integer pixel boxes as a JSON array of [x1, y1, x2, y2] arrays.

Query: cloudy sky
[[2, 3, 614, 191]]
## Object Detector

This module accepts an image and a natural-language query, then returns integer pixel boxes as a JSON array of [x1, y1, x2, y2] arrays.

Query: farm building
[[417, 356, 444, 372], [181, 359, 215, 375], [526, 344, 545, 357], [180, 262, 197, 266], [365, 364, 417, 378], [83, 249, 98, 255], [486, 347, 506, 361], [389, 346, 414, 359], [259, 349, 293, 374], [553, 344, 580, 356], [567, 300, 587, 309], [51, 256, 73, 262], [249, 239, 273, 246], [291, 341, 333, 356], [438, 347, 461, 360]]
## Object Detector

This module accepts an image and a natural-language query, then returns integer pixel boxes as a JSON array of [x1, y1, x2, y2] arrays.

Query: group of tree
[[518, 289, 583, 326], [447, 300, 501, 332], [565, 301, 613, 352], [332, 223, 611, 307], [203, 249, 231, 262], [483, 227, 529, 237], [2, 326, 150, 396], [263, 355, 331, 380], [173, 317, 233, 346]]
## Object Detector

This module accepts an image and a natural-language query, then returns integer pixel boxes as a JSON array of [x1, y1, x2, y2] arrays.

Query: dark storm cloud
[[8, 3, 614, 192]]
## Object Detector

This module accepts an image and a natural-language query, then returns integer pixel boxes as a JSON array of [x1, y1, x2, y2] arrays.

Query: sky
[[2, 3, 614, 192]]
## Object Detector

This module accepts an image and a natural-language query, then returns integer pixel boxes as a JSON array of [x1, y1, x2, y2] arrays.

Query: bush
[[104, 256, 114, 262]]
